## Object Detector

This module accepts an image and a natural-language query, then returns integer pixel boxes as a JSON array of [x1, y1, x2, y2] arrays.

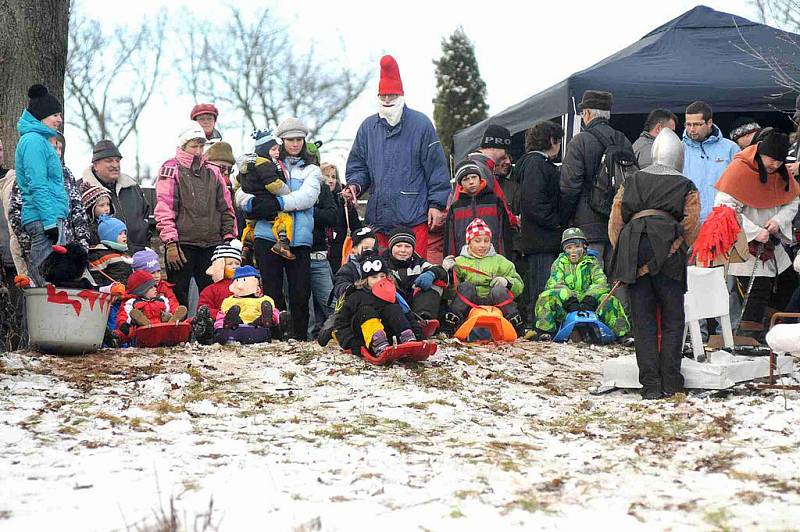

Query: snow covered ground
[[1, 340, 799, 531]]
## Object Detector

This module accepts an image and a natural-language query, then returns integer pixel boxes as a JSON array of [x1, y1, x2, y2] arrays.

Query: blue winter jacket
[[345, 107, 450, 233], [245, 158, 321, 248], [682, 124, 739, 221], [15, 110, 68, 230]]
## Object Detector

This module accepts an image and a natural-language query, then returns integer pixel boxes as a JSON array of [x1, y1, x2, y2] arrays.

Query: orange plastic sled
[[131, 322, 192, 348], [359, 340, 437, 366], [454, 306, 517, 343]]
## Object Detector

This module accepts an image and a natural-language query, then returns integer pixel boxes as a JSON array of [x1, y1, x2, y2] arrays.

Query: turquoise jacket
[[682, 124, 739, 221], [15, 110, 68, 229]]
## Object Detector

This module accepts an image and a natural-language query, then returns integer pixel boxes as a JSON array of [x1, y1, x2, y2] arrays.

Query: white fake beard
[[377, 96, 405, 126]]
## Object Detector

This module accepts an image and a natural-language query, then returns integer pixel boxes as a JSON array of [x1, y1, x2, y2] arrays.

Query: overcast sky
[[64, 0, 755, 181]]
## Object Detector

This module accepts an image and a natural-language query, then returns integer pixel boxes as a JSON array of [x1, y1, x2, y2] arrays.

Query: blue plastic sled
[[553, 311, 615, 344]]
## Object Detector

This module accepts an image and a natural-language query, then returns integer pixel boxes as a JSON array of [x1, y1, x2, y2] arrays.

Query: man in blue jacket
[[15, 85, 69, 286], [682, 101, 740, 221], [344, 55, 450, 259]]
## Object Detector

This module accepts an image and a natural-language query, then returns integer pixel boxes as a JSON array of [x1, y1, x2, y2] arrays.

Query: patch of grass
[[409, 366, 461, 390], [453, 353, 478, 366], [95, 412, 124, 427], [449, 508, 465, 518], [694, 450, 746, 474], [736, 490, 766, 504], [703, 507, 733, 531], [129, 417, 148, 431], [281, 370, 297, 382], [501, 488, 551, 515], [313, 423, 366, 440], [145, 400, 186, 415]]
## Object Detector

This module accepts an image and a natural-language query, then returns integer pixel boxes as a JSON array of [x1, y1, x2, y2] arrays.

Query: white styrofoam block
[[601, 351, 795, 390]]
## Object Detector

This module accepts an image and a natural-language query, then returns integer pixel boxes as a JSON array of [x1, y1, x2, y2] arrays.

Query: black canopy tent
[[453, 5, 800, 162]]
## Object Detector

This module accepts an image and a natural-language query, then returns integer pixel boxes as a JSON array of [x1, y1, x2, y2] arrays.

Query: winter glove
[[165, 242, 187, 270], [413, 271, 436, 291], [442, 255, 457, 272], [44, 226, 59, 243], [250, 194, 281, 221], [564, 296, 581, 313], [578, 296, 598, 311], [490, 276, 509, 289]]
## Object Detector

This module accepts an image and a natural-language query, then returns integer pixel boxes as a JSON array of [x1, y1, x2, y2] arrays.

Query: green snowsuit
[[534, 252, 630, 337], [454, 248, 524, 299]]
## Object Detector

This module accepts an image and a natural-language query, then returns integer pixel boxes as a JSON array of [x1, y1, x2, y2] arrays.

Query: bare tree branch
[[65, 5, 166, 151], [175, 5, 370, 143]]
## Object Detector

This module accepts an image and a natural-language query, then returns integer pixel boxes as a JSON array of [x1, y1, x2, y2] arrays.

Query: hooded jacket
[[346, 106, 450, 232], [444, 180, 506, 257], [14, 109, 68, 230], [682, 124, 740, 220], [454, 245, 524, 299], [544, 252, 610, 302], [155, 149, 236, 247], [80, 167, 151, 253]]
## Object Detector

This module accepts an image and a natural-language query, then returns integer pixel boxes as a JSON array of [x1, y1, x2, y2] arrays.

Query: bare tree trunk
[[0, 0, 70, 168]]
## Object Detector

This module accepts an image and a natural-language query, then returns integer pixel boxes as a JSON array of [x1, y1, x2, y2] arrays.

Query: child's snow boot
[[369, 329, 390, 355], [439, 312, 462, 337], [168, 305, 187, 323], [398, 329, 416, 344], [507, 313, 526, 337], [271, 235, 296, 260], [223, 305, 242, 330], [130, 308, 151, 327], [192, 305, 214, 344], [317, 313, 337, 347], [278, 310, 293, 340], [253, 300, 274, 327]]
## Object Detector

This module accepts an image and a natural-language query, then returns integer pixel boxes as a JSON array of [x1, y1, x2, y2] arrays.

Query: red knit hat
[[127, 269, 156, 298], [190, 103, 219, 120], [466, 218, 492, 243], [378, 55, 404, 96]]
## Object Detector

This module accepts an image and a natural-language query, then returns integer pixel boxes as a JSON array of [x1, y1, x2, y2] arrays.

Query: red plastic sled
[[131, 322, 192, 348], [359, 340, 437, 366], [421, 319, 439, 339]]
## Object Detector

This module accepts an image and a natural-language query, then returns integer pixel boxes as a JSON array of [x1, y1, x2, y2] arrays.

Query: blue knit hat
[[252, 129, 281, 158], [232, 265, 260, 280], [97, 215, 127, 243]]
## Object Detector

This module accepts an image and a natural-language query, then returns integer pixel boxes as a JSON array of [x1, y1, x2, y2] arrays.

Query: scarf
[[378, 96, 404, 127], [714, 145, 800, 209]]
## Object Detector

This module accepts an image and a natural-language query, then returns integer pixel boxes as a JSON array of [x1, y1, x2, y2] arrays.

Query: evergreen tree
[[433, 27, 489, 164]]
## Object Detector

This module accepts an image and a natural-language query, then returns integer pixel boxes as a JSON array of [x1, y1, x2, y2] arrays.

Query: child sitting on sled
[[131, 247, 178, 310], [333, 250, 421, 357], [214, 265, 280, 344], [116, 270, 188, 336], [383, 226, 447, 321], [317, 227, 379, 347], [237, 152, 294, 260], [534, 228, 630, 342], [441, 218, 526, 337]]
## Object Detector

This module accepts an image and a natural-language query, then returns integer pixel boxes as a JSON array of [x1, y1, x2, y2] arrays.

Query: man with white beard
[[344, 55, 450, 259]]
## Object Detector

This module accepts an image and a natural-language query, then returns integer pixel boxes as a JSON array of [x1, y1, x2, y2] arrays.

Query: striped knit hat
[[388, 226, 416, 251], [454, 160, 483, 184], [465, 218, 492, 244], [211, 239, 243, 263], [80, 181, 112, 218]]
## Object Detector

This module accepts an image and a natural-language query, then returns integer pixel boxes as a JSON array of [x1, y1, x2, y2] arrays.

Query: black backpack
[[584, 128, 638, 217]]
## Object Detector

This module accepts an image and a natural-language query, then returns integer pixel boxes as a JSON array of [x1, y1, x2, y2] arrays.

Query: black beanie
[[27, 84, 62, 121], [388, 226, 416, 250], [757, 130, 790, 161], [481, 124, 512, 149], [352, 226, 377, 247]]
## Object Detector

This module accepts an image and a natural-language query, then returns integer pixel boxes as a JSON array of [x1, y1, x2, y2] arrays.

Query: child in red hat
[[117, 270, 188, 335], [440, 218, 525, 336]]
